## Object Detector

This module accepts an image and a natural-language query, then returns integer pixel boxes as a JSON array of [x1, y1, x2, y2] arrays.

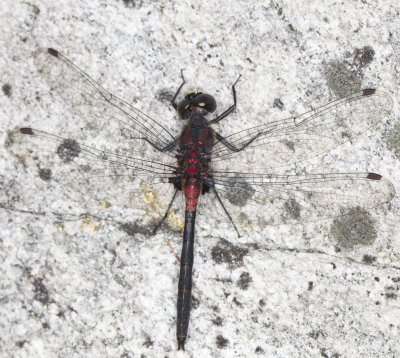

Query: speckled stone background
[[1, 1, 400, 357]]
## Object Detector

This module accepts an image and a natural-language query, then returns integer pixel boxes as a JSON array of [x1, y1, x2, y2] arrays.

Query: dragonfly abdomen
[[177, 209, 196, 350]]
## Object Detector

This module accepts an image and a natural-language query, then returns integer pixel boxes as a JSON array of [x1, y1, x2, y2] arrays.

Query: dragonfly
[[9, 48, 395, 350]]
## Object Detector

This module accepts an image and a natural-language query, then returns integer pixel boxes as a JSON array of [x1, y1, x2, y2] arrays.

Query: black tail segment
[[177, 209, 196, 351]]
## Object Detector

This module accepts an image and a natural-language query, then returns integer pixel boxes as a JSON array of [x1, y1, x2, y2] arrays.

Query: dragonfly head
[[177, 90, 216, 119]]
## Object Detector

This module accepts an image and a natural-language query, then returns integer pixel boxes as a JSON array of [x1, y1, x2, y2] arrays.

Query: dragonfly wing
[[211, 90, 393, 169], [198, 171, 395, 232], [34, 48, 177, 155], [7, 128, 177, 211]]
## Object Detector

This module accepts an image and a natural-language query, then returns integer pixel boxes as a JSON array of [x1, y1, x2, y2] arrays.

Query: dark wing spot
[[363, 88, 376, 96], [48, 48, 59, 57], [367, 172, 382, 180], [20, 127, 34, 135], [56, 139, 81, 163]]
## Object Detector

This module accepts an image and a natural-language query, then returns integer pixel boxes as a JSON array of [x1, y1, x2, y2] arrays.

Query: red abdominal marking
[[187, 166, 198, 174], [187, 148, 199, 174], [185, 179, 200, 212]]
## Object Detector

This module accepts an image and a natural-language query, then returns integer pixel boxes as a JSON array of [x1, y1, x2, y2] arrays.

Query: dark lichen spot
[[56, 139, 80, 163], [273, 98, 284, 110], [212, 316, 223, 326], [255, 346, 265, 354], [362, 254, 377, 264], [211, 239, 249, 268], [233, 297, 242, 306], [326, 62, 361, 97], [39, 168, 52, 181], [121, 0, 143, 7], [225, 179, 255, 207], [191, 294, 199, 310], [16, 340, 27, 348], [308, 281, 314, 291], [33, 277, 52, 305], [374, 277, 380, 282], [384, 292, 397, 300], [320, 349, 329, 358], [42, 322, 50, 329], [309, 329, 325, 339], [122, 352, 133, 358], [283, 140, 295, 151], [237, 271, 252, 290], [259, 299, 266, 307], [330, 207, 377, 250], [216, 335, 229, 349], [119, 222, 150, 236], [156, 89, 173, 104], [283, 199, 301, 220], [142, 334, 153, 348], [385, 123, 400, 159], [353, 46, 375, 68], [2, 83, 11, 97]]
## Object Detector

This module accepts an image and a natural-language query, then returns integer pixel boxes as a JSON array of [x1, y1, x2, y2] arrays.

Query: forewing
[[211, 90, 393, 169], [34, 48, 176, 155], [198, 171, 395, 233]]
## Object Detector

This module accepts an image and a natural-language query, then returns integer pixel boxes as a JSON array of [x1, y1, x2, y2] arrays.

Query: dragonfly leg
[[172, 70, 186, 110], [215, 130, 266, 152], [206, 179, 241, 237], [139, 137, 178, 152], [210, 74, 241, 124], [153, 189, 179, 234]]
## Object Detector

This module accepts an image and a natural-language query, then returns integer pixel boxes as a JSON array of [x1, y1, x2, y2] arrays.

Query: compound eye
[[185, 90, 202, 101], [193, 94, 216, 113]]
